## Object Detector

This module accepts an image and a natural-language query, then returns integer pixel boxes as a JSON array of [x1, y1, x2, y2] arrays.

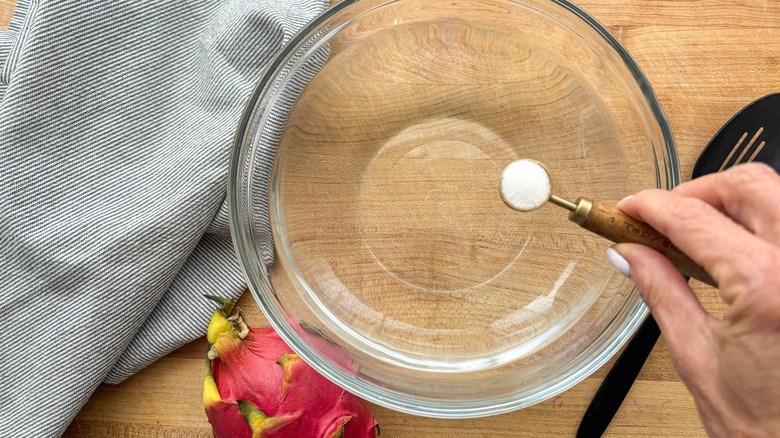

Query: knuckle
[[746, 161, 778, 177], [722, 245, 780, 293], [752, 247, 780, 284], [720, 163, 780, 240], [725, 162, 779, 188], [763, 209, 780, 243], [665, 196, 709, 229]]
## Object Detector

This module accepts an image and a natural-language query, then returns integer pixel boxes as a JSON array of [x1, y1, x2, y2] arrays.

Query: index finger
[[618, 189, 775, 299], [673, 162, 780, 244]]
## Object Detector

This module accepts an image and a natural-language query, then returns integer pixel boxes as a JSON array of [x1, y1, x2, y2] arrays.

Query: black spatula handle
[[577, 316, 660, 438]]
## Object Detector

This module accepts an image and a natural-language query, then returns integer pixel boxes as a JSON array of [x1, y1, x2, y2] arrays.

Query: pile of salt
[[500, 160, 551, 211]]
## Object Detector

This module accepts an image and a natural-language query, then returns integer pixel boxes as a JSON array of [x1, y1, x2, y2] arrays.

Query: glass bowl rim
[[227, 0, 680, 418]]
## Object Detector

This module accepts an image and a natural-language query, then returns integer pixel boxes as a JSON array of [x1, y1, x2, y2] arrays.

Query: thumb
[[607, 244, 716, 377]]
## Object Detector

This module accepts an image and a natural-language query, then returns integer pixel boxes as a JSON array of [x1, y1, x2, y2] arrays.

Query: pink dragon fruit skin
[[203, 363, 254, 438], [203, 297, 378, 438]]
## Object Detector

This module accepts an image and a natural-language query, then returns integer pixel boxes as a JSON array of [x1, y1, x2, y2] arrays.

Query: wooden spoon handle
[[572, 199, 716, 287]]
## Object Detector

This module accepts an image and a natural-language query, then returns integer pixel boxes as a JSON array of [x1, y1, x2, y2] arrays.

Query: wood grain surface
[[27, 0, 776, 436], [0, 0, 15, 30]]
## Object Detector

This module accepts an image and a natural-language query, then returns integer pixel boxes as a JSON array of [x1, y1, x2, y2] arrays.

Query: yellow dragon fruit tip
[[277, 353, 302, 398], [203, 359, 222, 408], [237, 400, 297, 437], [276, 352, 301, 367], [327, 417, 353, 438], [207, 309, 237, 346]]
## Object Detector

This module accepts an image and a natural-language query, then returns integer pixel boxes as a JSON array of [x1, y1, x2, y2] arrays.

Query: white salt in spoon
[[500, 159, 716, 287]]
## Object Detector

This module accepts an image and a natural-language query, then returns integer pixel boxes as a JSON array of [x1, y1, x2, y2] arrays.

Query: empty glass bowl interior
[[229, 0, 678, 418]]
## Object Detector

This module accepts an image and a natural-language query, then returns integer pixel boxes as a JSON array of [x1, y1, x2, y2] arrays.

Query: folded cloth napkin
[[0, 0, 327, 436]]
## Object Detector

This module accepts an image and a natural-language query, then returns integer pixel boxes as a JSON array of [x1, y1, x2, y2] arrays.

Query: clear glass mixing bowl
[[228, 0, 678, 418]]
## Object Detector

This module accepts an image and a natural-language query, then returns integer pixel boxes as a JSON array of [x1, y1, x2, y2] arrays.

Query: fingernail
[[617, 195, 634, 207], [606, 247, 631, 277]]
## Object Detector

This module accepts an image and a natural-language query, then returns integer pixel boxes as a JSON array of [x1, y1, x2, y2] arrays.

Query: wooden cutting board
[[2, 0, 770, 436], [0, 0, 14, 30]]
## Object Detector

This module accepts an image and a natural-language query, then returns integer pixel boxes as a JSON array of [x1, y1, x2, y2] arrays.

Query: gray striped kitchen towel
[[0, 0, 327, 436]]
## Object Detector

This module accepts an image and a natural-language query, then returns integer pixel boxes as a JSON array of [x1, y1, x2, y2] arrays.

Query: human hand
[[607, 163, 780, 437]]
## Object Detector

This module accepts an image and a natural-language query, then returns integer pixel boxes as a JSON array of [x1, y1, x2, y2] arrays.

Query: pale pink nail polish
[[606, 247, 631, 277]]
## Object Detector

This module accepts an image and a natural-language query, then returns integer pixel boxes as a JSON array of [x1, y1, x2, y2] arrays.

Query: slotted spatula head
[[693, 93, 780, 177]]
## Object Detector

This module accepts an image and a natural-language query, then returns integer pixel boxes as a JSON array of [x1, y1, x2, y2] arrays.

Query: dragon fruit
[[203, 296, 379, 438]]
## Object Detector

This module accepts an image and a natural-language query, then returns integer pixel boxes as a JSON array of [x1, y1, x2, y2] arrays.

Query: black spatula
[[693, 93, 780, 175]]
